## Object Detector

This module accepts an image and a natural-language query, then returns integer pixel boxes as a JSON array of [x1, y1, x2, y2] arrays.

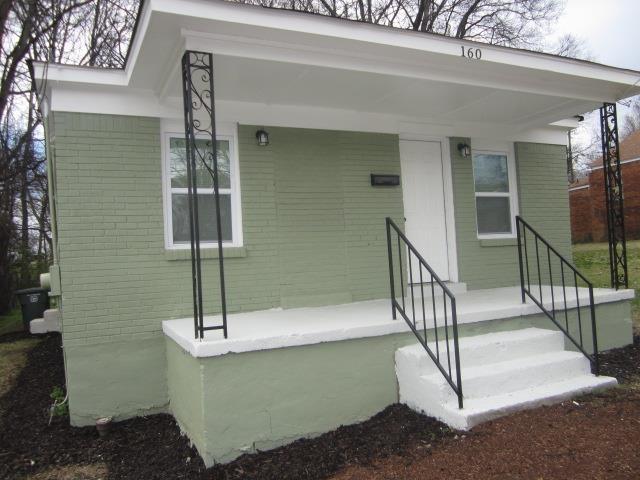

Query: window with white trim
[[164, 133, 241, 248], [472, 149, 517, 237]]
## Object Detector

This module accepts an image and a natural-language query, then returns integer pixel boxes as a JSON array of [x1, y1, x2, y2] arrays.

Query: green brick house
[[32, 0, 638, 466]]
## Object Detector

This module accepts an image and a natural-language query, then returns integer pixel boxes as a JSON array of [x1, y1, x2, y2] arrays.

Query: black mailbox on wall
[[370, 174, 400, 186]]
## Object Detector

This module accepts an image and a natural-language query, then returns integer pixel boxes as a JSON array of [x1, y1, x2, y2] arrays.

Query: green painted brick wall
[[450, 138, 570, 289], [51, 113, 403, 347], [516, 142, 572, 256], [270, 127, 403, 307]]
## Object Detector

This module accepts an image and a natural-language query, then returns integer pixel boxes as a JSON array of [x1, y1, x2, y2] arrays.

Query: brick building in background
[[569, 129, 640, 243]]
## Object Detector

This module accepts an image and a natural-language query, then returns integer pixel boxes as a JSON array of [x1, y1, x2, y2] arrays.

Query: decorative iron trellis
[[567, 129, 574, 183], [181, 50, 228, 339], [599, 102, 628, 290]]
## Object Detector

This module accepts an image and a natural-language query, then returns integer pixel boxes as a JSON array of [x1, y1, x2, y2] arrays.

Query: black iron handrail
[[386, 217, 463, 409], [516, 216, 599, 375]]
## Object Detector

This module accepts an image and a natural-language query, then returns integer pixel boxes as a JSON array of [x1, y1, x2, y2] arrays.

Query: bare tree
[[621, 95, 640, 139], [78, 0, 138, 67], [237, 0, 569, 51], [0, 0, 136, 313], [550, 33, 592, 60]]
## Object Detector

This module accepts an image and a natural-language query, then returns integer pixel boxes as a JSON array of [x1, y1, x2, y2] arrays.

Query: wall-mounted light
[[256, 129, 269, 146], [457, 143, 471, 158]]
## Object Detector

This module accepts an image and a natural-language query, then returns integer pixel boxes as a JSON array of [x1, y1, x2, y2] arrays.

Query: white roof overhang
[[32, 0, 640, 138]]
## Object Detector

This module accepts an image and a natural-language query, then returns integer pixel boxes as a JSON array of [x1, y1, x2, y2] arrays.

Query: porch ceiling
[[159, 55, 581, 128]]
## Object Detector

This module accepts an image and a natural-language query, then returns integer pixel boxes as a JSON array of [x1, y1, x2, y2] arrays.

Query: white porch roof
[[32, 0, 640, 140], [162, 286, 634, 358]]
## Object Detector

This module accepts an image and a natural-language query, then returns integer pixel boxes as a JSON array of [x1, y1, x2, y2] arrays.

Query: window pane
[[170, 138, 231, 189], [476, 196, 512, 234], [473, 153, 509, 193], [172, 193, 232, 243]]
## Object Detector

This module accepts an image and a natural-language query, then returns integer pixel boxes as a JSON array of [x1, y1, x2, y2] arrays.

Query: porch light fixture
[[457, 143, 471, 158], [256, 129, 269, 146]]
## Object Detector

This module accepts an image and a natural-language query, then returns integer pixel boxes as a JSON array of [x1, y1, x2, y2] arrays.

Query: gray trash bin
[[15, 287, 50, 332]]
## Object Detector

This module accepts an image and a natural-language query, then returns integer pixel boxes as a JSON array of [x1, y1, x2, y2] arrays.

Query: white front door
[[399, 140, 450, 282]]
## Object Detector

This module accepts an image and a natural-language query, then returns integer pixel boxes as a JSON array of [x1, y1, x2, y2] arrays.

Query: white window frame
[[471, 141, 519, 239], [161, 122, 243, 250]]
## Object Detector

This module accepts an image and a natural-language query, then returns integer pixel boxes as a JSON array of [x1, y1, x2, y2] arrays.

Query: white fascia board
[[157, 0, 640, 88], [569, 184, 590, 192], [589, 156, 640, 172], [31, 61, 128, 89], [49, 85, 178, 118], [550, 119, 581, 129]]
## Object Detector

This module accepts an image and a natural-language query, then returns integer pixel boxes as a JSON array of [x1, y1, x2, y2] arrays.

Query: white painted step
[[396, 328, 565, 375], [438, 375, 617, 430], [396, 328, 617, 431], [421, 350, 590, 401], [30, 308, 61, 334]]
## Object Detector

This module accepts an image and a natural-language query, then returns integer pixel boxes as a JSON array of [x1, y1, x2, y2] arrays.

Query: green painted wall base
[[166, 332, 417, 465], [65, 335, 168, 426], [166, 299, 633, 466]]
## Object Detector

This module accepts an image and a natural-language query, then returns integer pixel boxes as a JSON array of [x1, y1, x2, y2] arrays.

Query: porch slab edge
[[163, 287, 634, 358]]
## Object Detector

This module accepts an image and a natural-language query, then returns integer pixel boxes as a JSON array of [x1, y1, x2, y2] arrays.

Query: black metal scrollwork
[[181, 51, 228, 339], [599, 103, 628, 290]]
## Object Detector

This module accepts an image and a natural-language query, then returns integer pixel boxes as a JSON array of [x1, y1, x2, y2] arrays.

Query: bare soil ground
[[0, 332, 639, 480], [331, 387, 640, 480]]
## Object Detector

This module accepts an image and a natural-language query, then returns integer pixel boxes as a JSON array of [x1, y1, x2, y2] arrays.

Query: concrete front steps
[[30, 308, 61, 334], [396, 328, 617, 430]]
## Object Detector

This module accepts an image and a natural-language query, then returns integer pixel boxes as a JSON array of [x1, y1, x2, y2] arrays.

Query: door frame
[[399, 134, 459, 283]]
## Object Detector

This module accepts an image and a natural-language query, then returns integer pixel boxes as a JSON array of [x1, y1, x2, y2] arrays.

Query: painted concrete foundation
[[65, 335, 168, 426], [166, 332, 416, 465], [166, 298, 633, 466]]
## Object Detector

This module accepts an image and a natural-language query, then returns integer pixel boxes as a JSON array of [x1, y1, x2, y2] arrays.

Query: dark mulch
[[2, 332, 638, 479], [332, 335, 640, 480], [599, 334, 640, 383], [0, 334, 206, 480], [0, 333, 452, 480], [209, 405, 451, 480]]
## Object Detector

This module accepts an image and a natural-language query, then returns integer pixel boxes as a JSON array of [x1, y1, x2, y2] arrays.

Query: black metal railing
[[516, 216, 599, 375], [386, 217, 463, 408]]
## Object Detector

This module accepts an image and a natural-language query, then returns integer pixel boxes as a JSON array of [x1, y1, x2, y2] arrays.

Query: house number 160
[[461, 46, 482, 60]]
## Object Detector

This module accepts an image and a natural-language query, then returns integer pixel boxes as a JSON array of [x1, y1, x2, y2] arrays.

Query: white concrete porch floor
[[162, 286, 634, 358]]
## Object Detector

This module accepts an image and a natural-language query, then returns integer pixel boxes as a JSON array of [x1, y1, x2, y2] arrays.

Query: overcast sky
[[548, 0, 640, 148], [552, 0, 640, 70]]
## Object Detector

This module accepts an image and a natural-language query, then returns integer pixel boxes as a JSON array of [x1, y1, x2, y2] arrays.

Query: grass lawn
[[573, 240, 640, 330], [0, 308, 23, 337]]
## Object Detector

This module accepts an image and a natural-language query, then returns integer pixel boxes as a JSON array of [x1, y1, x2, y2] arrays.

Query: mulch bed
[[1, 332, 639, 479], [331, 335, 640, 480], [0, 333, 453, 480], [332, 390, 640, 480], [599, 333, 640, 382]]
